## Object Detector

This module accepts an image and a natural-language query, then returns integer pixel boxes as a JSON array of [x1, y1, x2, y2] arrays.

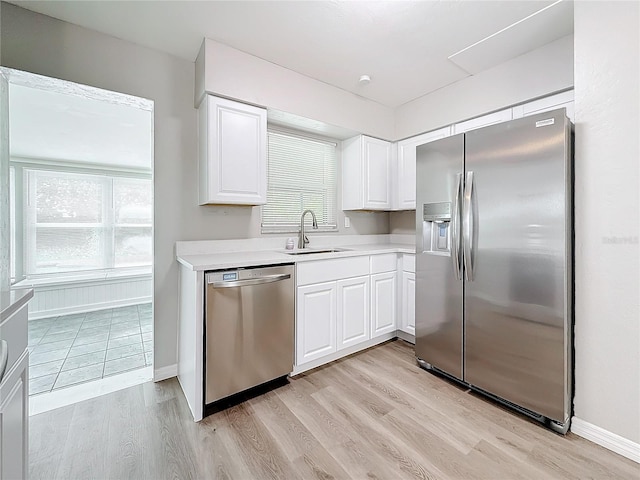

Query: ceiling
[[9, 84, 153, 169], [10, 0, 574, 108]]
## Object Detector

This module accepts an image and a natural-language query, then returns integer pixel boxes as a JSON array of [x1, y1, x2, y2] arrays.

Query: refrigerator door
[[463, 109, 572, 424], [415, 135, 464, 379]]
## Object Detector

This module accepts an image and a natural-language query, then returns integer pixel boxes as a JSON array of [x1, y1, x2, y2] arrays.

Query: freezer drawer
[[204, 264, 294, 405]]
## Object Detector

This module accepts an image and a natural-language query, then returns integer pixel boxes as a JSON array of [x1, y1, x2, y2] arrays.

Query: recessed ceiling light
[[359, 75, 371, 85]]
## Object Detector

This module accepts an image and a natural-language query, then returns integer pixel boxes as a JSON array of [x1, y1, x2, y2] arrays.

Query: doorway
[[1, 68, 154, 412]]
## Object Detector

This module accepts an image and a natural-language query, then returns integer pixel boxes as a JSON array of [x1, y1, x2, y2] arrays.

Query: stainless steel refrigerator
[[415, 108, 573, 434]]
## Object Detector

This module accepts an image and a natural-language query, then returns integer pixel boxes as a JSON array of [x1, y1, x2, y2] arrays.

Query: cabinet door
[[401, 272, 416, 335], [363, 136, 392, 209], [512, 90, 575, 123], [370, 272, 397, 338], [199, 95, 267, 205], [0, 352, 28, 480], [396, 127, 451, 210], [296, 282, 337, 365], [337, 276, 370, 350], [452, 108, 513, 135]]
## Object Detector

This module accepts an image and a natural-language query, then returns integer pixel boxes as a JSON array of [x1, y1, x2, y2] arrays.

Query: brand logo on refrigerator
[[535, 118, 555, 127]]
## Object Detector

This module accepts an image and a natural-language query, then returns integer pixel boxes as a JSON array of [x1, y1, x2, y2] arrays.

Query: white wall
[[197, 39, 395, 140], [395, 35, 574, 140], [574, 1, 640, 444], [390, 35, 575, 236], [0, 3, 389, 372], [0, 69, 8, 292], [0, 3, 195, 372], [389, 210, 415, 235], [0, 2, 8, 291]]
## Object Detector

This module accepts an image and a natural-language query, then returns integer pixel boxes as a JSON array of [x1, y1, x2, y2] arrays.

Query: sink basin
[[284, 248, 348, 255]]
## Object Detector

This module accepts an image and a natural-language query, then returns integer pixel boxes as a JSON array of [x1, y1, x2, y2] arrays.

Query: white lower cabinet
[[0, 353, 28, 480], [296, 282, 337, 365], [401, 271, 416, 336], [337, 276, 370, 350], [371, 271, 397, 338], [295, 254, 402, 372]]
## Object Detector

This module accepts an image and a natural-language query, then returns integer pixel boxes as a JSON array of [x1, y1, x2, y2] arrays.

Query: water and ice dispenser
[[421, 202, 451, 254]]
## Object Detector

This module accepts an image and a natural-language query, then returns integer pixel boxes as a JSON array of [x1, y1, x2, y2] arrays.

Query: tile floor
[[27, 303, 153, 395]]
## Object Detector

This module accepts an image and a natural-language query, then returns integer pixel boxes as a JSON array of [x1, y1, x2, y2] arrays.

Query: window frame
[[261, 127, 339, 234], [11, 158, 152, 280]]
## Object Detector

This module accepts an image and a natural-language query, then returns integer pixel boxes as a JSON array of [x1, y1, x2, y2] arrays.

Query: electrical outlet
[[344, 216, 351, 228]]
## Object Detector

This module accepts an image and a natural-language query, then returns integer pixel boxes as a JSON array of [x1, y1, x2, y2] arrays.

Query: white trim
[[571, 417, 640, 463], [30, 366, 153, 416], [15, 269, 152, 289], [291, 332, 395, 376], [395, 329, 415, 344], [11, 156, 152, 177], [154, 364, 178, 382], [28, 296, 151, 320]]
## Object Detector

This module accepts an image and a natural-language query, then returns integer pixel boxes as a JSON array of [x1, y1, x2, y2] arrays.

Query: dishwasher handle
[[207, 273, 291, 288]]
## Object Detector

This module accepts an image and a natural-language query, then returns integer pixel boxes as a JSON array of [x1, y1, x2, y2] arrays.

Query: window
[[22, 169, 152, 276], [262, 130, 337, 233]]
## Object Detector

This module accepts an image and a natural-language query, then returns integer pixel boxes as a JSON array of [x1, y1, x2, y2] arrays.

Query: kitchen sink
[[284, 248, 349, 255]]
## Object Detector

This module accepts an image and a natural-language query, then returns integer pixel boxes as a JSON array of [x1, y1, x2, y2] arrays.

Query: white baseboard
[[30, 296, 152, 320], [571, 417, 640, 463], [395, 329, 415, 344], [291, 333, 396, 376], [31, 366, 153, 416], [154, 364, 178, 382]]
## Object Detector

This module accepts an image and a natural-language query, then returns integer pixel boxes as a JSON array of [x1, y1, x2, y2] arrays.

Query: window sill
[[13, 266, 152, 289]]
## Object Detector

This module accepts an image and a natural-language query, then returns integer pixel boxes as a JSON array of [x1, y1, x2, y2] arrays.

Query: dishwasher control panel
[[206, 264, 295, 284]]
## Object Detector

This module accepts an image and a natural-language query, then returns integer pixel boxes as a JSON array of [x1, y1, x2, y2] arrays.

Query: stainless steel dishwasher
[[204, 264, 294, 408]]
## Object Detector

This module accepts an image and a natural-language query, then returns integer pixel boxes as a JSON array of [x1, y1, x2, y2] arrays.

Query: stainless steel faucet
[[298, 209, 318, 249]]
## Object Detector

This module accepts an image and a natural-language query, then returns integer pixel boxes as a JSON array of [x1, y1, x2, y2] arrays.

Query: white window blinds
[[262, 130, 337, 233]]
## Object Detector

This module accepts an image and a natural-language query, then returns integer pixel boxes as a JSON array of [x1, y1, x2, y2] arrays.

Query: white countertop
[[0, 288, 34, 322], [177, 242, 415, 271]]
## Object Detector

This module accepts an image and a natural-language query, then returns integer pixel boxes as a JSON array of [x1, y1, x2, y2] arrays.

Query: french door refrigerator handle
[[0, 340, 8, 383], [463, 171, 475, 281], [451, 173, 462, 280]]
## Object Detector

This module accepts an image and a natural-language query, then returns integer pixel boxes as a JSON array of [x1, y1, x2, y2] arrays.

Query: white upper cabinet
[[394, 126, 451, 210], [342, 135, 392, 210], [512, 90, 574, 123], [341, 92, 572, 213], [198, 95, 267, 205], [452, 108, 513, 135]]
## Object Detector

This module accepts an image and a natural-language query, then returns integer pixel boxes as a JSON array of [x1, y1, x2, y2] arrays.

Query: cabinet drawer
[[0, 303, 28, 378], [403, 254, 415, 273], [370, 254, 397, 274], [297, 256, 369, 286]]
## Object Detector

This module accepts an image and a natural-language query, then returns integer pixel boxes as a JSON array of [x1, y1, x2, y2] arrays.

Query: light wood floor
[[30, 340, 639, 480]]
